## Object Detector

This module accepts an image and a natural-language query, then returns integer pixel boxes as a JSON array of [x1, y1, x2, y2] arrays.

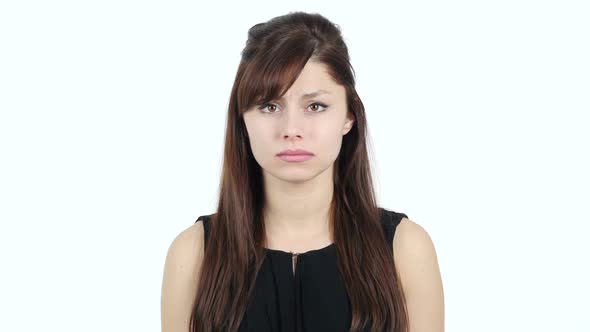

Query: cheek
[[247, 125, 275, 161], [314, 125, 345, 158]]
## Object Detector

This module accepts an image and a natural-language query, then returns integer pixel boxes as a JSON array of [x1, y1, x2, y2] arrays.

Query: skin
[[395, 218, 445, 331], [160, 59, 444, 332], [242, 59, 354, 252]]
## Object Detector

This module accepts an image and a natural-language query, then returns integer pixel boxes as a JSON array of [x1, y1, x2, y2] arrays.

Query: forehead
[[282, 60, 343, 98]]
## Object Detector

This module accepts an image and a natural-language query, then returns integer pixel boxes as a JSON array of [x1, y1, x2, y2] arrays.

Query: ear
[[342, 111, 355, 135]]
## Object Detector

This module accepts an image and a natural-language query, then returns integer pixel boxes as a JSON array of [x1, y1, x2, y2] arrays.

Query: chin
[[273, 162, 334, 182], [264, 167, 318, 183]]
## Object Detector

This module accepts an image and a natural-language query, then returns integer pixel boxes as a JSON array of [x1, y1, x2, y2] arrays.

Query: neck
[[262, 165, 334, 245]]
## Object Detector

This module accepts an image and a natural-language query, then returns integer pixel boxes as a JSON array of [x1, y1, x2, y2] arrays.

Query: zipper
[[290, 251, 300, 275], [291, 251, 303, 332]]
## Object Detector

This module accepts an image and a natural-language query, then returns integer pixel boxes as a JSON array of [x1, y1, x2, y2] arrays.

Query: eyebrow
[[277, 89, 331, 101]]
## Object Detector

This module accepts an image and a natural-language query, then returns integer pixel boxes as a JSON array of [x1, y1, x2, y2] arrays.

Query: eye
[[258, 103, 279, 114], [257, 102, 329, 114], [308, 102, 328, 113]]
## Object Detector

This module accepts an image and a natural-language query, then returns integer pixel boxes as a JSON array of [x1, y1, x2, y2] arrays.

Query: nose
[[281, 107, 305, 140]]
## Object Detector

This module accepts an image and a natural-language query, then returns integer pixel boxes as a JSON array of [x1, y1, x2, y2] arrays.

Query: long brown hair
[[190, 11, 408, 332]]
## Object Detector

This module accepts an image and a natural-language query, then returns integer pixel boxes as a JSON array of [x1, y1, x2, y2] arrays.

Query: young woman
[[161, 11, 444, 332]]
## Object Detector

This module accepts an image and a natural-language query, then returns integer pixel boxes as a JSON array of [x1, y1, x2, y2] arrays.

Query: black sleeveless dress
[[195, 207, 408, 332]]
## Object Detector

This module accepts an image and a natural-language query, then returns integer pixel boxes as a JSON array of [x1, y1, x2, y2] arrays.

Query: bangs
[[237, 39, 316, 114]]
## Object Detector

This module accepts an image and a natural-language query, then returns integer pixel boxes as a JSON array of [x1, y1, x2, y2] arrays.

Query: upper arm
[[161, 220, 205, 332], [393, 217, 445, 332]]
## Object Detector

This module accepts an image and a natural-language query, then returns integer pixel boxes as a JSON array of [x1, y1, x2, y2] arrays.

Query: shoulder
[[160, 220, 206, 331], [393, 217, 436, 261], [393, 217, 445, 331], [165, 220, 206, 270], [392, 216, 440, 286]]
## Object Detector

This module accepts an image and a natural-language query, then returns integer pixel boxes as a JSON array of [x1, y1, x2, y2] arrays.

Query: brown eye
[[258, 103, 279, 113], [308, 102, 328, 113]]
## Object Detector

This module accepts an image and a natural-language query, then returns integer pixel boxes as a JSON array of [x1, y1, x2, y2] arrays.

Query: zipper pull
[[291, 252, 300, 275]]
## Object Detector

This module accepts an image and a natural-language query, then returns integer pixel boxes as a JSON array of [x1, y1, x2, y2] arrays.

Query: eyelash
[[257, 102, 329, 114]]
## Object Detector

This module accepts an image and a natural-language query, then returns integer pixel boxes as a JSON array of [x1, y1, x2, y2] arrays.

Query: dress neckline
[[263, 242, 335, 257]]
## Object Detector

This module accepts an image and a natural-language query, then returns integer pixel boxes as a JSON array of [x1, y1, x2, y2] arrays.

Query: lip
[[276, 149, 314, 156], [276, 149, 314, 163], [277, 154, 313, 162]]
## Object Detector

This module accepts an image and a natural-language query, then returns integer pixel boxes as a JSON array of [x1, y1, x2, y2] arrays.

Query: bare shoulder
[[167, 220, 205, 263], [393, 217, 445, 331], [161, 220, 206, 332], [393, 217, 436, 260], [163, 221, 206, 279]]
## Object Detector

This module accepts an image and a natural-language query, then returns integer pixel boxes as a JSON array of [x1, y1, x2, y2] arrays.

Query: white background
[[1, 1, 588, 331]]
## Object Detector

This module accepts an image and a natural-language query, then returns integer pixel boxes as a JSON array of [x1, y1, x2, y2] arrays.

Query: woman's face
[[243, 60, 355, 184]]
